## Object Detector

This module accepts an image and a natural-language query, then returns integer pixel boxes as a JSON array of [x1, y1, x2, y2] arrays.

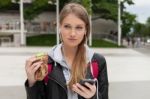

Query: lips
[[68, 38, 77, 41]]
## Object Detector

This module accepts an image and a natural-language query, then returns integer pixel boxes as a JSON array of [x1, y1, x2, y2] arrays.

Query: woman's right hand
[[25, 56, 43, 87]]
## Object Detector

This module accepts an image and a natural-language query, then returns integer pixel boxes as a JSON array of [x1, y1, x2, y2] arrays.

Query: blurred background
[[0, 0, 150, 99]]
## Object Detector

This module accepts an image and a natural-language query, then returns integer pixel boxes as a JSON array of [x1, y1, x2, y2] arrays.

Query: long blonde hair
[[59, 3, 91, 88]]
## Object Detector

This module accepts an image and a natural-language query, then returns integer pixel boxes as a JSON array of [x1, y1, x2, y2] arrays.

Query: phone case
[[79, 79, 96, 85]]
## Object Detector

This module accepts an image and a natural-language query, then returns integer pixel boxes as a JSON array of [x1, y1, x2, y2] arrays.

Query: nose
[[70, 29, 76, 37]]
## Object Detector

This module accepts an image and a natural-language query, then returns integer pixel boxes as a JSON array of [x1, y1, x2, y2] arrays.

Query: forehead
[[61, 14, 85, 26]]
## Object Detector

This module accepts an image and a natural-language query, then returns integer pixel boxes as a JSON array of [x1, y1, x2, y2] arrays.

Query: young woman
[[25, 3, 108, 99]]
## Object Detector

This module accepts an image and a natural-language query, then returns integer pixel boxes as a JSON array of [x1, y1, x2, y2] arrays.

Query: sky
[[125, 0, 150, 24]]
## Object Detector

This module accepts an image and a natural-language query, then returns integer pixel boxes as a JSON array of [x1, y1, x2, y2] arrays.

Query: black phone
[[79, 79, 96, 88]]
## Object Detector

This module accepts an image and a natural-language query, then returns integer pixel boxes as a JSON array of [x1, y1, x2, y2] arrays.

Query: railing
[[0, 23, 20, 31], [93, 33, 118, 43], [0, 21, 56, 35]]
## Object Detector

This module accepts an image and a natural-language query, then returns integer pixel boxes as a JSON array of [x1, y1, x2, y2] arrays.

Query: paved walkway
[[0, 47, 150, 99]]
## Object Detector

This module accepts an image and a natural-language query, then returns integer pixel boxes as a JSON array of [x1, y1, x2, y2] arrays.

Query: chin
[[68, 43, 78, 47], [65, 42, 79, 48]]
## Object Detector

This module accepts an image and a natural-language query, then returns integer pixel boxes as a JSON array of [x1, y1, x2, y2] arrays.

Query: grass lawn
[[27, 34, 123, 48], [92, 39, 123, 48], [27, 34, 56, 46]]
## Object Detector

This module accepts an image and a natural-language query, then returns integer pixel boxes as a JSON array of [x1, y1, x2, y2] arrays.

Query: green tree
[[0, 0, 118, 24], [122, 11, 136, 37], [81, 0, 92, 15], [141, 26, 149, 37], [146, 17, 150, 27], [71, 0, 118, 21], [24, 0, 52, 21], [121, 0, 136, 37], [120, 0, 134, 12], [133, 22, 145, 36], [132, 17, 150, 37], [145, 17, 150, 36], [92, 0, 118, 22], [0, 0, 12, 9], [0, 0, 54, 20]]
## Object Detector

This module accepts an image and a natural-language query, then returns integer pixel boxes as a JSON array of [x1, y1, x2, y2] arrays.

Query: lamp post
[[118, 0, 122, 46], [20, 0, 26, 46], [89, 14, 92, 46], [56, 0, 59, 45], [89, 0, 92, 46], [48, 0, 59, 45]]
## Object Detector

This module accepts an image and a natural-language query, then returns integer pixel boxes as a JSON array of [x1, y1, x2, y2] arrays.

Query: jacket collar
[[48, 43, 94, 68]]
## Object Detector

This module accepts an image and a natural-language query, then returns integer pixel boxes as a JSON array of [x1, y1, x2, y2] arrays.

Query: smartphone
[[79, 79, 96, 88]]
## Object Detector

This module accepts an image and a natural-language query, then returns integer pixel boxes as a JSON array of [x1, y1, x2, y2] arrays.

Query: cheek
[[78, 33, 85, 41], [60, 29, 68, 38], [60, 33, 66, 41], [61, 28, 71, 36]]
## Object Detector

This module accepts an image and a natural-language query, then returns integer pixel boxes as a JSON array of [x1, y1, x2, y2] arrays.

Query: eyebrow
[[63, 23, 85, 26]]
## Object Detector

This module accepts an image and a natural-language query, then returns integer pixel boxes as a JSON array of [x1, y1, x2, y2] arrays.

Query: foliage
[[70, 0, 118, 22], [94, 1, 118, 21], [24, 0, 50, 20], [145, 17, 150, 36], [121, 11, 136, 37], [121, 0, 134, 10], [0, 0, 12, 9], [0, 0, 118, 22], [133, 22, 144, 34], [121, 0, 136, 37], [146, 17, 150, 27], [131, 16, 150, 37]]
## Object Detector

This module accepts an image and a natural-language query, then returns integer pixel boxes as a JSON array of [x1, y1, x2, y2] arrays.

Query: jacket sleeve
[[25, 80, 46, 99], [93, 53, 109, 99]]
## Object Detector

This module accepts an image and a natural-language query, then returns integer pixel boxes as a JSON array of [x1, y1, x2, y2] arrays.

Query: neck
[[62, 44, 77, 58], [61, 44, 78, 66]]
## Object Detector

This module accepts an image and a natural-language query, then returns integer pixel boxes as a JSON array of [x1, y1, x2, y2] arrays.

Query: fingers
[[72, 83, 88, 97], [30, 61, 43, 73], [72, 83, 96, 99], [76, 83, 89, 93], [25, 55, 44, 87], [25, 56, 43, 81], [26, 61, 43, 76], [25, 56, 40, 69], [85, 82, 96, 93]]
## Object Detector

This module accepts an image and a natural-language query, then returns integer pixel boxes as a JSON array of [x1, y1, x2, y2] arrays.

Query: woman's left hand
[[72, 83, 96, 99]]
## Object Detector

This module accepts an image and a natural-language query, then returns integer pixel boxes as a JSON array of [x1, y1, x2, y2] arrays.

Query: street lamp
[[89, 0, 92, 46], [118, 0, 122, 46], [12, 0, 26, 46], [56, 0, 59, 45], [20, 0, 26, 46], [48, 0, 59, 45]]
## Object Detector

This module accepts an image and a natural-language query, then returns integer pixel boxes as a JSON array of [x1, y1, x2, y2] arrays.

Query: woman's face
[[60, 14, 86, 47]]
